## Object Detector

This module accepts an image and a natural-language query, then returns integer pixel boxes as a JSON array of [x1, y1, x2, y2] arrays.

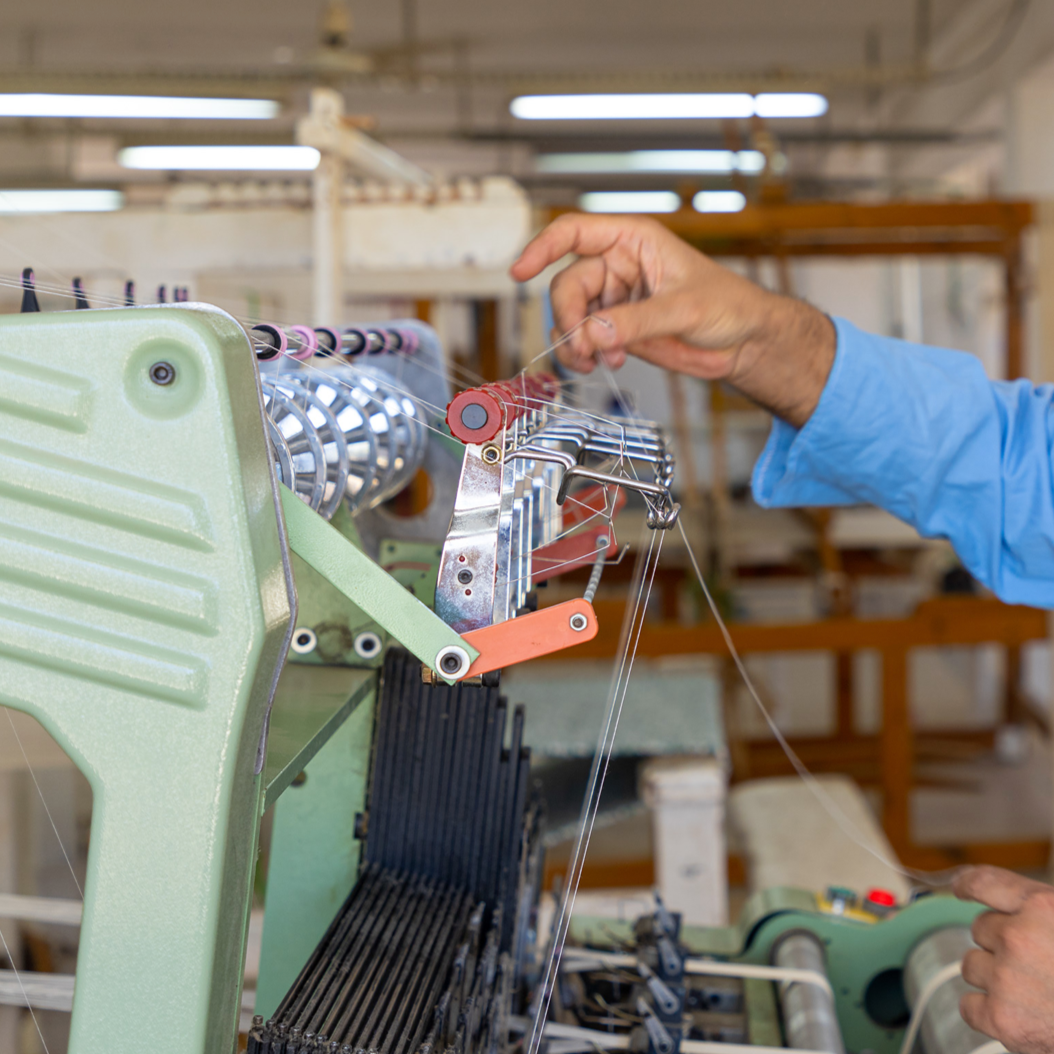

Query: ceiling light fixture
[[119, 145, 321, 171], [579, 190, 681, 214], [693, 190, 747, 213], [511, 92, 827, 121], [0, 189, 124, 213], [538, 149, 766, 174], [0, 94, 280, 120], [753, 93, 828, 118]]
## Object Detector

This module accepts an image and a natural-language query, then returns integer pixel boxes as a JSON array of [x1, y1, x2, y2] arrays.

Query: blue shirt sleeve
[[751, 316, 1054, 607]]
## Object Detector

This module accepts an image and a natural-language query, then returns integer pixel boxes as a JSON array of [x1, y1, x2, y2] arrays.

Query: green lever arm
[[279, 483, 478, 678]]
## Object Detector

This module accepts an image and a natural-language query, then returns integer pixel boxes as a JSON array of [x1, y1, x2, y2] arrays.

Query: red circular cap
[[865, 888, 897, 907], [447, 388, 505, 444]]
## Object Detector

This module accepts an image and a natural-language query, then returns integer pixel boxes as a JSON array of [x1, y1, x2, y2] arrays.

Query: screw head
[[353, 631, 382, 659], [290, 627, 317, 654], [149, 361, 176, 386], [569, 612, 589, 632], [435, 645, 470, 680], [457, 568, 473, 585]]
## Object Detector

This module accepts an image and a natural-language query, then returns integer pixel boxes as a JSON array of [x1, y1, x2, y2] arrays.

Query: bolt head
[[149, 361, 176, 386]]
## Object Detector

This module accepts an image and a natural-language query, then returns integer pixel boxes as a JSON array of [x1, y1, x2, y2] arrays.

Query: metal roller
[[772, 931, 846, 1054], [905, 927, 1004, 1054]]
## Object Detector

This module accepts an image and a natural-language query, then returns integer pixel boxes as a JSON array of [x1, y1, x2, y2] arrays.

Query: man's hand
[[509, 213, 836, 428], [954, 864, 1054, 1054]]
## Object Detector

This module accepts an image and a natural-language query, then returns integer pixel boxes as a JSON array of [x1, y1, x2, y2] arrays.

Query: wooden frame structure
[[549, 199, 1032, 375], [543, 198, 1043, 873], [571, 596, 1049, 870]]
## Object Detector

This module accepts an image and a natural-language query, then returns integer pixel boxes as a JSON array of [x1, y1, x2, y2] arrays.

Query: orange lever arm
[[461, 598, 598, 677]]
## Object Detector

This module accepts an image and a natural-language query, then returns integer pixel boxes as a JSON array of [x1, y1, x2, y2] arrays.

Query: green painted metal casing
[[255, 668, 376, 1017], [572, 890, 985, 1054], [0, 306, 294, 1053]]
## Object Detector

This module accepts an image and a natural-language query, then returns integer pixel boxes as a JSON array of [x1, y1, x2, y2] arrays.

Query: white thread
[[0, 919, 51, 1053], [675, 518, 963, 889], [4, 708, 83, 898], [528, 524, 664, 1054]]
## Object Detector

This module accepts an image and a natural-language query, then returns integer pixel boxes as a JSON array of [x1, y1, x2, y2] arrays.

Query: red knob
[[445, 373, 558, 444]]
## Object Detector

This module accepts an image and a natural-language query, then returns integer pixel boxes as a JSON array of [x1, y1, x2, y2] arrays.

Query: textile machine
[[0, 291, 673, 1054], [0, 290, 994, 1054]]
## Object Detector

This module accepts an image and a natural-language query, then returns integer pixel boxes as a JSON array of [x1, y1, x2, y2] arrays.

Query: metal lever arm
[[460, 598, 599, 678], [279, 483, 478, 681]]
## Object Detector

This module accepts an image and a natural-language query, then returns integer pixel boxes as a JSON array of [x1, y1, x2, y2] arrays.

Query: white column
[[312, 152, 344, 327], [640, 758, 727, 926]]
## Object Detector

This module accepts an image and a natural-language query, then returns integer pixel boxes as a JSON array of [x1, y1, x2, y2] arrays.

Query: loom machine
[[0, 282, 994, 1054]]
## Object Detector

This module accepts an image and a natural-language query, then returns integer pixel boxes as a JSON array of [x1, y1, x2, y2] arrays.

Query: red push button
[[863, 888, 898, 916]]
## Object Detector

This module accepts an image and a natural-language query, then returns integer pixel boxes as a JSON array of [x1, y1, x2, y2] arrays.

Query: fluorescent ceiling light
[[0, 189, 124, 213], [514, 94, 754, 120], [579, 191, 681, 214], [693, 190, 746, 213], [119, 145, 320, 171], [0, 94, 279, 120], [538, 149, 765, 174], [754, 93, 827, 118], [512, 92, 827, 121]]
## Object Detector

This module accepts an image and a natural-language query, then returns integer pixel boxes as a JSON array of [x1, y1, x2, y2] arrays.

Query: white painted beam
[[0, 970, 74, 1012], [0, 894, 82, 927]]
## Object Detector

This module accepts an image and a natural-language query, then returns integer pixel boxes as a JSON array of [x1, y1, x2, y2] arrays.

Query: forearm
[[753, 318, 1054, 607], [728, 296, 836, 428]]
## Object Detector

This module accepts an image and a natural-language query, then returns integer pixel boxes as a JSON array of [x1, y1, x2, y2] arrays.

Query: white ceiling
[[0, 0, 1049, 200]]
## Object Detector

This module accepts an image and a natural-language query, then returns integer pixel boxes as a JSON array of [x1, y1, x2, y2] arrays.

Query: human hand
[[954, 864, 1054, 1054], [509, 213, 835, 427]]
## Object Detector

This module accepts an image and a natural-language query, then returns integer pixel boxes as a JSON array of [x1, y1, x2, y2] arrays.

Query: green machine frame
[[0, 305, 477, 1053]]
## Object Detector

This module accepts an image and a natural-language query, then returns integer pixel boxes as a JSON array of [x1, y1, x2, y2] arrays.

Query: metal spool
[[261, 361, 428, 519], [772, 931, 846, 1054], [267, 417, 297, 491], [905, 927, 1001, 1054], [337, 368, 398, 506], [260, 379, 330, 516], [331, 365, 426, 508], [277, 371, 378, 509]]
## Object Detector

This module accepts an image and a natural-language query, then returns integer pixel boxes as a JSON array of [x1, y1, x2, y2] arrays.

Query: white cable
[[558, 948, 835, 999], [898, 961, 963, 1054], [969, 1043, 1008, 1054], [897, 961, 1008, 1054], [512, 1016, 833, 1054]]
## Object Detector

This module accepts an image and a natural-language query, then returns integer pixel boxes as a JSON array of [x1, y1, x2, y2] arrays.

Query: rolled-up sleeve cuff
[[751, 316, 861, 508]]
